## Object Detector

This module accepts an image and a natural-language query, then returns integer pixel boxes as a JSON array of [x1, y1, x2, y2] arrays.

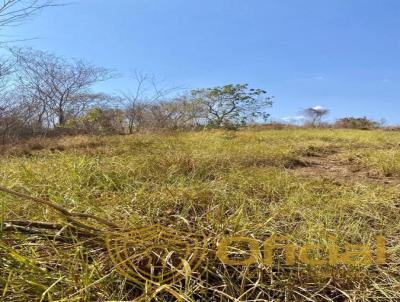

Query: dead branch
[[1, 221, 104, 244], [4, 220, 63, 229], [0, 0, 58, 28], [0, 184, 120, 232]]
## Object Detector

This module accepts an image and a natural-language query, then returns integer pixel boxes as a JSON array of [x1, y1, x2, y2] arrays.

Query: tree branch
[[0, 184, 120, 232]]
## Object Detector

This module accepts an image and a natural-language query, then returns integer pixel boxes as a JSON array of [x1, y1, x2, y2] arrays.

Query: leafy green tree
[[191, 84, 273, 128]]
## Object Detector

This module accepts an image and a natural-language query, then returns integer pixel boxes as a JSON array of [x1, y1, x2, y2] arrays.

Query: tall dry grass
[[0, 129, 399, 301]]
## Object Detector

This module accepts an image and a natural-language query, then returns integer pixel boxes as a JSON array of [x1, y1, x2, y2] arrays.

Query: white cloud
[[281, 115, 306, 123]]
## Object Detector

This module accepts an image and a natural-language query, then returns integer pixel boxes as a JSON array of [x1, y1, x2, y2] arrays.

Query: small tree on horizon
[[191, 84, 273, 128], [303, 106, 329, 127]]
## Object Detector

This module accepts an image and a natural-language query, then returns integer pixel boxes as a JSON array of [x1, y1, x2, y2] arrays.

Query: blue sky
[[3, 0, 400, 123]]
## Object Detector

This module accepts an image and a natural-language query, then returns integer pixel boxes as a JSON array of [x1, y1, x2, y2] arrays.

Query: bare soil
[[292, 147, 400, 187]]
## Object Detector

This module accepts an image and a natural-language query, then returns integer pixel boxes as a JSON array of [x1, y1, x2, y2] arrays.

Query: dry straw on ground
[[1, 129, 400, 301]]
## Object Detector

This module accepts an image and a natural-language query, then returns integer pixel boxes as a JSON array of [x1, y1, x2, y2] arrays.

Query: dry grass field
[[1, 128, 400, 301]]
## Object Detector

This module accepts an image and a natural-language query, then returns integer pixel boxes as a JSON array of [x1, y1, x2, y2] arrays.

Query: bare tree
[[302, 106, 329, 127], [120, 71, 179, 133], [167, 95, 207, 129], [13, 48, 113, 127], [0, 0, 56, 28], [0, 92, 28, 142]]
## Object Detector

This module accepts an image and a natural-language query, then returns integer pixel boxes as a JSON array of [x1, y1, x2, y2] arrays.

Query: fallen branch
[[0, 185, 120, 232], [2, 223, 57, 234], [2, 226, 98, 244], [3, 220, 63, 230], [1, 221, 103, 243]]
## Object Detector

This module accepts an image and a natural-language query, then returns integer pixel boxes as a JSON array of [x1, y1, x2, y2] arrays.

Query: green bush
[[334, 117, 379, 130]]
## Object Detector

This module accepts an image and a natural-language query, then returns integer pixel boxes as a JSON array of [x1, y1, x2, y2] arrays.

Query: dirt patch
[[300, 145, 340, 157], [284, 158, 310, 169], [291, 147, 400, 186]]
